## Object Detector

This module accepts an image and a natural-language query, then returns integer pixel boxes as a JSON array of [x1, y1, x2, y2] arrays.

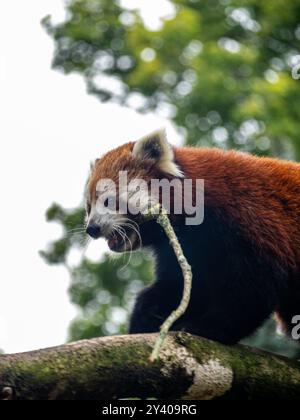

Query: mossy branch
[[143, 205, 193, 362], [1, 333, 300, 400]]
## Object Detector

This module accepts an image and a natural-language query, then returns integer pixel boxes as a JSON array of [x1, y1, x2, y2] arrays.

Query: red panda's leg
[[129, 283, 180, 334]]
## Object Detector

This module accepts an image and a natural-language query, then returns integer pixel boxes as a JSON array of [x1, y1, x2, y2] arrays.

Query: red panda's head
[[85, 129, 183, 252]]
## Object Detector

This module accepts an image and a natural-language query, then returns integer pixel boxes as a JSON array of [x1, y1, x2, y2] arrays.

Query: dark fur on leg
[[129, 210, 289, 344]]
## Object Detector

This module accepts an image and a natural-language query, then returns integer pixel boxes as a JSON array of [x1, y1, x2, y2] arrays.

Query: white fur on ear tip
[[132, 128, 167, 157], [133, 129, 184, 177]]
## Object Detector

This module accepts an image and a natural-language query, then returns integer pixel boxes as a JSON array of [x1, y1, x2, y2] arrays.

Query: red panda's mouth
[[107, 235, 122, 252], [107, 229, 140, 253]]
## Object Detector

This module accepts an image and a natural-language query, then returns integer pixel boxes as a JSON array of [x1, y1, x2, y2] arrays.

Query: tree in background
[[40, 204, 153, 340], [41, 0, 300, 358]]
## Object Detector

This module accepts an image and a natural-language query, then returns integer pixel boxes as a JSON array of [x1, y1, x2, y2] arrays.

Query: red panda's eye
[[104, 198, 109, 208]]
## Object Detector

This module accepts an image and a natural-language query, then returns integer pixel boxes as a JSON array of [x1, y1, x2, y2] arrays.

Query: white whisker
[[66, 227, 87, 236], [120, 222, 142, 248], [112, 225, 129, 266], [118, 226, 133, 269], [81, 237, 92, 257]]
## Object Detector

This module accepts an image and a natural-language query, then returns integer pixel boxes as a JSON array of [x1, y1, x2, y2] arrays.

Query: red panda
[[86, 129, 300, 344]]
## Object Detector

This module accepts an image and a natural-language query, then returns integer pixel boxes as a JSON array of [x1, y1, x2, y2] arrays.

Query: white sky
[[0, 0, 180, 353]]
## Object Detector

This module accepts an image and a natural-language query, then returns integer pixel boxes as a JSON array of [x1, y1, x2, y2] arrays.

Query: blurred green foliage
[[41, 204, 154, 339], [43, 0, 300, 157], [42, 0, 300, 358]]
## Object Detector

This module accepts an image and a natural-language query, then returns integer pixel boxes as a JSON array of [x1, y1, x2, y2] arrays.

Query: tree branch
[[0, 333, 300, 400]]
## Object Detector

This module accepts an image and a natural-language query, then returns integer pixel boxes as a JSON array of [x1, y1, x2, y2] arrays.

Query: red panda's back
[[175, 147, 300, 271]]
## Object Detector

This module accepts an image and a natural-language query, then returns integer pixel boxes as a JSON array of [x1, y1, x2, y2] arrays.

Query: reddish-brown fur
[[90, 144, 300, 269], [175, 147, 300, 270], [89, 143, 300, 339]]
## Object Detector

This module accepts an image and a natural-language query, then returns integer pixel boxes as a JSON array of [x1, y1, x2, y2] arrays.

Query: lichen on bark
[[0, 333, 300, 400]]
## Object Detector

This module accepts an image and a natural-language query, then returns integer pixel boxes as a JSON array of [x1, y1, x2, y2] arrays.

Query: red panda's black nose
[[86, 224, 102, 239]]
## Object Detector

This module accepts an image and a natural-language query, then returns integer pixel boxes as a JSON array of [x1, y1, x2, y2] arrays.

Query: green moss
[[1, 334, 300, 400], [173, 332, 300, 400]]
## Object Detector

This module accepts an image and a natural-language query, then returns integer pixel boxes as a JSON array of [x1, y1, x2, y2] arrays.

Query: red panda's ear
[[132, 129, 183, 177], [89, 158, 100, 174]]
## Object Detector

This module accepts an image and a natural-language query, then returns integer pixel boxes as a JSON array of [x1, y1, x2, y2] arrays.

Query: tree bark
[[0, 333, 299, 400]]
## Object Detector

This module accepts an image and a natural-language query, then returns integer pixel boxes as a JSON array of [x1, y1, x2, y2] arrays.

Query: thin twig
[[144, 205, 193, 362]]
